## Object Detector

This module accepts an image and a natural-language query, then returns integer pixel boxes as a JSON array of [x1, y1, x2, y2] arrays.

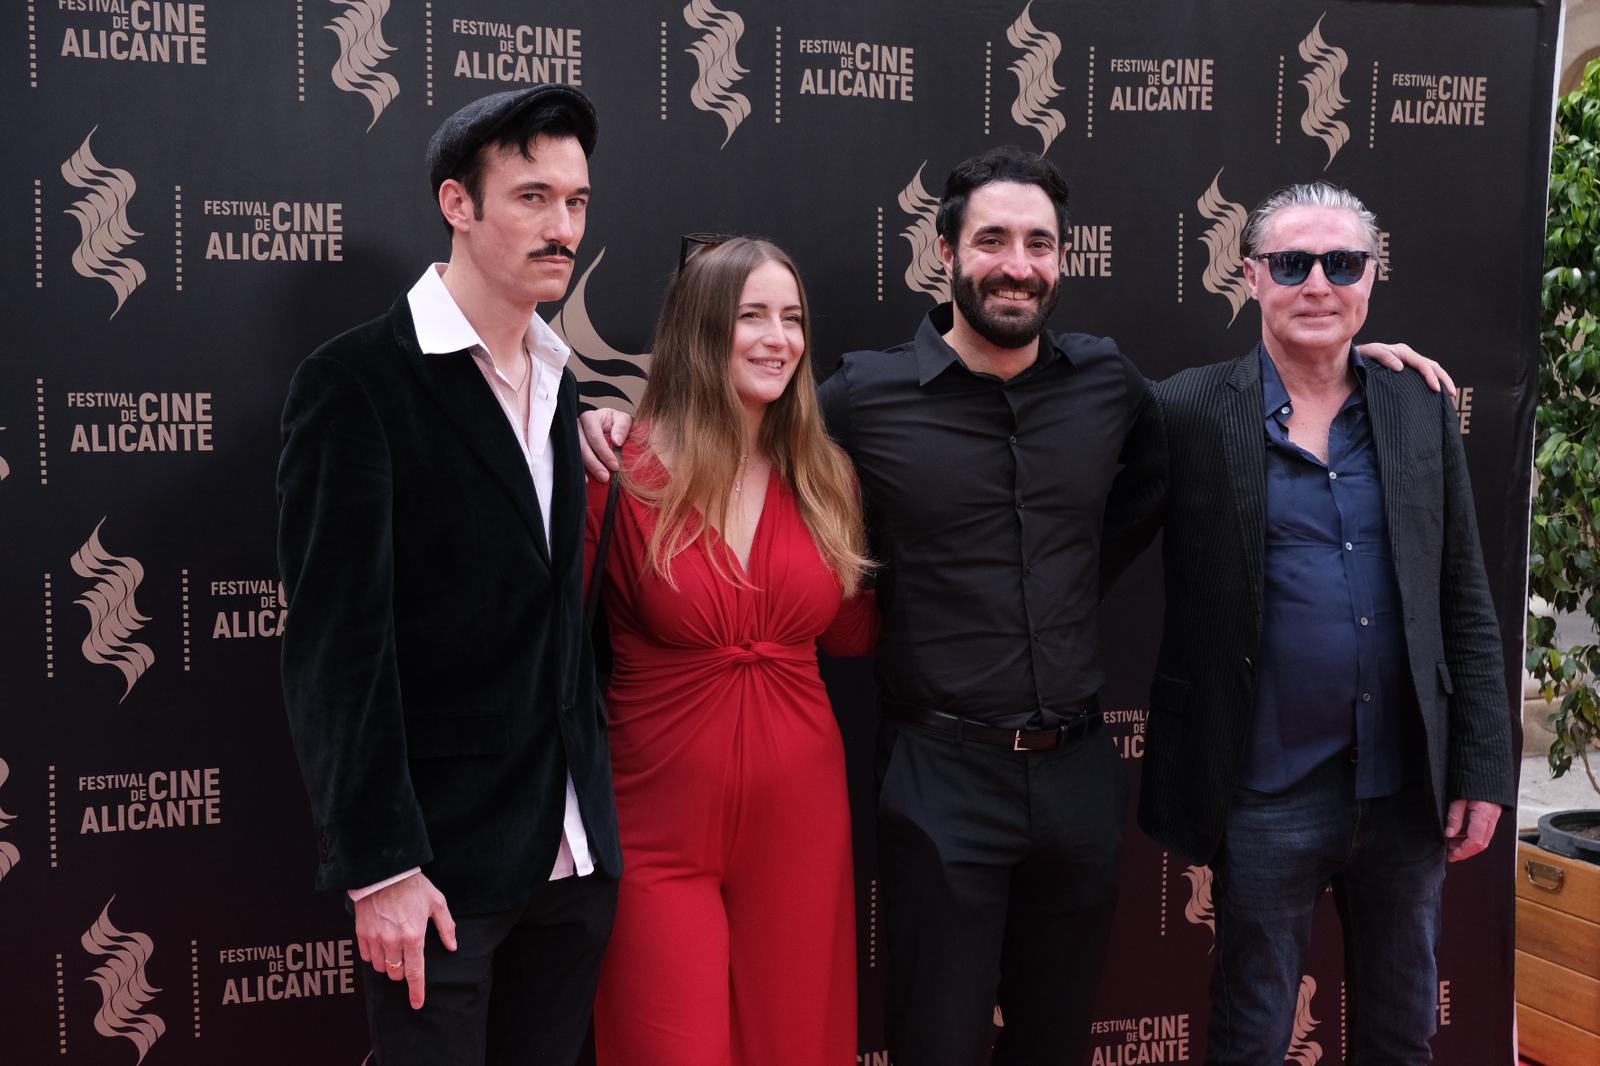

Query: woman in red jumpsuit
[[586, 237, 876, 1065]]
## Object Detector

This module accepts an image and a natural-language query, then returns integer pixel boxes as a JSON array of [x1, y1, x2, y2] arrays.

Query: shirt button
[[1344, 542, 1353, 551], [1329, 471, 1339, 480], [1017, 500, 1025, 510], [1280, 405, 1290, 415], [1009, 435, 1018, 445], [1025, 564, 1033, 575], [1360, 617, 1369, 626], [1361, 692, 1373, 703]]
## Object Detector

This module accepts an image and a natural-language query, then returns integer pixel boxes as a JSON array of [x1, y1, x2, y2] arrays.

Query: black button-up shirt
[[1243, 350, 1415, 797], [818, 305, 1162, 728]]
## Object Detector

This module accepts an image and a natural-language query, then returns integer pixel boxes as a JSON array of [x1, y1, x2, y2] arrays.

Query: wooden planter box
[[1517, 834, 1600, 1062]]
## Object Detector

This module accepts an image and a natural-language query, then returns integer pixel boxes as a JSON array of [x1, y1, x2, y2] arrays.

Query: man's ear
[[438, 179, 473, 235], [938, 234, 953, 273], [1242, 255, 1261, 301]]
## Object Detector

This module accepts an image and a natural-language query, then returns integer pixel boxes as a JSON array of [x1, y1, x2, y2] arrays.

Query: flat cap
[[426, 84, 598, 195]]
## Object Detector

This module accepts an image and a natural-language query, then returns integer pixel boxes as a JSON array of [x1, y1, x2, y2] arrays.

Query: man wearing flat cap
[[277, 84, 620, 1064]]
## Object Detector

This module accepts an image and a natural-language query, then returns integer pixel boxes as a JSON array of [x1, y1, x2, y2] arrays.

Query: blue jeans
[[1206, 754, 1446, 1065]]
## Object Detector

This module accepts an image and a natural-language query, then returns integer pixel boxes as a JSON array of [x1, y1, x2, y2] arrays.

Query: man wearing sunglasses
[[1122, 182, 1513, 1063]]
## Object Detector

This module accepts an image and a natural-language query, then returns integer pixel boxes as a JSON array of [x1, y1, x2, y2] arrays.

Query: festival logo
[[77, 768, 223, 835], [65, 390, 215, 454], [1196, 169, 1251, 325], [1106, 56, 1215, 113], [1455, 386, 1474, 435], [201, 198, 345, 263], [896, 163, 947, 302], [71, 518, 155, 702], [0, 757, 18, 885], [1181, 863, 1215, 941], [1297, 14, 1350, 168], [447, 15, 582, 86], [1063, 224, 1115, 278], [794, 36, 915, 102], [549, 249, 652, 413], [0, 425, 10, 481], [327, 0, 400, 132], [208, 577, 288, 639], [1389, 71, 1489, 127], [82, 897, 165, 1064], [57, 0, 210, 65], [1005, 1, 1066, 152], [217, 938, 358, 1005], [683, 0, 751, 147], [1103, 707, 1144, 757], [1286, 975, 1324, 1065], [62, 127, 146, 320], [1088, 1012, 1193, 1064]]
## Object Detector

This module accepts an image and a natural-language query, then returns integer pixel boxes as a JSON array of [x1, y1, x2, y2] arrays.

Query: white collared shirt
[[346, 265, 593, 900]]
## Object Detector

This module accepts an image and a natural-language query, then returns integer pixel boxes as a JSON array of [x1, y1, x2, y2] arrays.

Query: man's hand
[[1358, 342, 1457, 398], [354, 871, 458, 1009], [1443, 799, 1501, 863], [579, 408, 633, 481]]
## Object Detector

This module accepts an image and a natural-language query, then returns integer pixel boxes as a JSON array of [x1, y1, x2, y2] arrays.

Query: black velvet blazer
[[277, 293, 620, 914], [1130, 346, 1514, 866]]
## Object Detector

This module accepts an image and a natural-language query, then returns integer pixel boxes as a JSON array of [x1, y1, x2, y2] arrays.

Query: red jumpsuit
[[586, 452, 877, 1066]]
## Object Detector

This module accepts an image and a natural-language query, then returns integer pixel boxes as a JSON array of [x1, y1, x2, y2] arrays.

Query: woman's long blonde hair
[[628, 237, 870, 593]]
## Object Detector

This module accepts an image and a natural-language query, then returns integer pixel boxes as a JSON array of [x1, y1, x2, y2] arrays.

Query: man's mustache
[[981, 276, 1047, 297], [528, 244, 577, 261]]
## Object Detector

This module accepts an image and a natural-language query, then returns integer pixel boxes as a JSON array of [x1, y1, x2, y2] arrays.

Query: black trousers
[[360, 872, 617, 1066], [877, 721, 1125, 1066]]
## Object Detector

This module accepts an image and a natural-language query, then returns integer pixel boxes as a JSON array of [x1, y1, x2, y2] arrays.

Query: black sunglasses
[[678, 231, 736, 271], [1251, 249, 1374, 286]]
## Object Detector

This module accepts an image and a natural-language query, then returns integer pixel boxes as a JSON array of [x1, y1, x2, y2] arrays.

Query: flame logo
[[0, 757, 16, 884], [1197, 169, 1251, 326], [71, 518, 155, 702], [61, 127, 146, 320], [0, 757, 15, 830], [1298, 14, 1350, 168], [1286, 974, 1324, 1065], [1006, 2, 1067, 152], [549, 248, 653, 414], [327, 0, 401, 133], [683, 0, 751, 148], [1181, 864, 1215, 943], [82, 897, 166, 1064], [0, 424, 9, 481], [897, 162, 948, 302]]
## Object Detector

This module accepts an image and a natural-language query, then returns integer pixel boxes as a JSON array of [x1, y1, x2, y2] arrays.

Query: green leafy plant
[[1528, 57, 1600, 795]]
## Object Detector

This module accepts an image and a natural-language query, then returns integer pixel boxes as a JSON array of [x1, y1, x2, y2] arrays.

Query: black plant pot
[[1536, 809, 1600, 864]]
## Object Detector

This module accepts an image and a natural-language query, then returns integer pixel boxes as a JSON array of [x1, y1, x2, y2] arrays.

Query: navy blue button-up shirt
[[1240, 350, 1416, 798]]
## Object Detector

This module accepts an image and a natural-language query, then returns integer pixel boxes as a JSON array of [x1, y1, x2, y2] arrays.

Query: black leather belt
[[883, 698, 1102, 752]]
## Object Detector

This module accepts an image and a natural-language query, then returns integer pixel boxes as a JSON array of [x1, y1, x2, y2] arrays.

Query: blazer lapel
[[1361, 364, 1408, 584], [1222, 346, 1268, 619], [392, 297, 550, 563], [548, 370, 584, 575]]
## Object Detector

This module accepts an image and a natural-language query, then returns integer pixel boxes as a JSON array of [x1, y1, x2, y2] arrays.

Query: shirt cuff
[[348, 867, 420, 902]]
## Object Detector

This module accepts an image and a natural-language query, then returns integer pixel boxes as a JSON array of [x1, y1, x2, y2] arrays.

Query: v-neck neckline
[[716, 465, 776, 580]]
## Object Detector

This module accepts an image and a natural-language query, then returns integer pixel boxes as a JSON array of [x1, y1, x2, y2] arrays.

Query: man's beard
[[949, 255, 1060, 350]]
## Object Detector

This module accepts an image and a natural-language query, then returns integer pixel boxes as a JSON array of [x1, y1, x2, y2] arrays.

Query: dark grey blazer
[[277, 293, 621, 913], [1134, 345, 1514, 865]]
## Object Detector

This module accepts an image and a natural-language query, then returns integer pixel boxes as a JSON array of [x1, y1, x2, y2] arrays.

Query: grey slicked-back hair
[[1242, 182, 1381, 257]]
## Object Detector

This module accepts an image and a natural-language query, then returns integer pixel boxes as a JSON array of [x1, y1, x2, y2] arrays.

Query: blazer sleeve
[[277, 354, 432, 891], [1436, 387, 1516, 807]]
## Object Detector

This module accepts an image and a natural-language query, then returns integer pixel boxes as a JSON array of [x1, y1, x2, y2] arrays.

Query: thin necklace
[[733, 452, 750, 494]]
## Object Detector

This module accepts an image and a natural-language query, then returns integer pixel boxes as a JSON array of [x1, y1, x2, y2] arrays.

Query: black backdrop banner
[[1, 1, 1558, 1062]]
